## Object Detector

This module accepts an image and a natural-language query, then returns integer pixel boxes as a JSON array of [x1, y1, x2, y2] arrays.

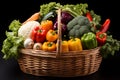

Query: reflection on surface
[[18, 71, 102, 80]]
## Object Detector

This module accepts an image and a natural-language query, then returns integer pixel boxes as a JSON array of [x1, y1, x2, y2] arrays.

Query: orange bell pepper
[[42, 42, 56, 51], [40, 20, 53, 31], [46, 29, 58, 42]]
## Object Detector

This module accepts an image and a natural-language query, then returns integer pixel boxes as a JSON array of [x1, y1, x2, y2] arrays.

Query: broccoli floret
[[67, 16, 91, 38]]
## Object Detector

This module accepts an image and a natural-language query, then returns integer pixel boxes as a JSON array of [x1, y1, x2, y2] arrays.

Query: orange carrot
[[23, 12, 40, 24]]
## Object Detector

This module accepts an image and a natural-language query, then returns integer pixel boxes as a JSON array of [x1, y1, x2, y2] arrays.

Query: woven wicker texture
[[18, 47, 102, 77]]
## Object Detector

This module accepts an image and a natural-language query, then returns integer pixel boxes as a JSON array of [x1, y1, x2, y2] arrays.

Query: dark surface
[[0, 0, 120, 80]]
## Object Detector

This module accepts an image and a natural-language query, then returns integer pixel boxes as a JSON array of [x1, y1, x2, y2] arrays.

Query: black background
[[0, 0, 120, 80]]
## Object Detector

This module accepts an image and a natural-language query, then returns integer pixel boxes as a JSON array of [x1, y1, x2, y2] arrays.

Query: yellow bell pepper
[[61, 41, 69, 52], [56, 40, 69, 52], [42, 42, 56, 51], [68, 38, 83, 51]]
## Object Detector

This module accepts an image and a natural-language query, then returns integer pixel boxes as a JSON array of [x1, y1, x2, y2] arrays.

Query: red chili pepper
[[96, 31, 107, 46], [100, 18, 111, 33], [86, 12, 92, 21], [31, 26, 47, 43]]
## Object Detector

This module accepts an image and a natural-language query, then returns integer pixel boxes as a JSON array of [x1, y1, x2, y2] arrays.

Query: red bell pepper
[[100, 18, 111, 33], [31, 26, 47, 43], [96, 31, 107, 46], [86, 12, 92, 21]]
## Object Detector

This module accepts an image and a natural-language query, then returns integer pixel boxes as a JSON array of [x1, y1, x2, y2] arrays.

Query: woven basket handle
[[56, 9, 62, 57]]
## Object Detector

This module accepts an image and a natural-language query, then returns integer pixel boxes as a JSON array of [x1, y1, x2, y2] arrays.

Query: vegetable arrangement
[[1, 2, 120, 60]]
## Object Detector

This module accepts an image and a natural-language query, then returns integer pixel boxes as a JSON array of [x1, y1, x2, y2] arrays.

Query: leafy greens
[[1, 20, 24, 60]]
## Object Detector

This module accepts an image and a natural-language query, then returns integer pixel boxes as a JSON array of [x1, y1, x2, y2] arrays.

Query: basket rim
[[19, 47, 101, 58]]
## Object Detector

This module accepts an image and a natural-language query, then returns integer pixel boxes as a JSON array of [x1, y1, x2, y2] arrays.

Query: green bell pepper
[[81, 32, 98, 49]]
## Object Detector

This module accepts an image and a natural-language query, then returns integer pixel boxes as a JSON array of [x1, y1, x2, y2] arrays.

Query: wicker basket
[[18, 9, 102, 77]]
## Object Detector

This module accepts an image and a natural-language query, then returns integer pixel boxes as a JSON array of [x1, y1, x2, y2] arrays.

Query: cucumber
[[42, 11, 57, 22]]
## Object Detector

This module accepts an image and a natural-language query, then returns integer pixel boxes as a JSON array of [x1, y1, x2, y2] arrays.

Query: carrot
[[23, 12, 40, 24]]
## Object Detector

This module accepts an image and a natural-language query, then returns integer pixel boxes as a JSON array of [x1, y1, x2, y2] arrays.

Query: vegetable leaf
[[9, 20, 22, 32], [40, 2, 62, 16], [100, 35, 120, 58], [1, 20, 24, 60]]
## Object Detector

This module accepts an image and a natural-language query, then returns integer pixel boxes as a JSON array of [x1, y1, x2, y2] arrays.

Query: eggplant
[[61, 11, 74, 24], [53, 21, 67, 35], [53, 11, 73, 34]]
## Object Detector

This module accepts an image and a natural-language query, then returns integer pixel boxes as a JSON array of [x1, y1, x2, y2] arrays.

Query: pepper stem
[[99, 33, 106, 39], [47, 42, 53, 47]]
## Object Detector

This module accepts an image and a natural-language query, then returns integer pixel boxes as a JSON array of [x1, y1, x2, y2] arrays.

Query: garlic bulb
[[24, 38, 34, 49]]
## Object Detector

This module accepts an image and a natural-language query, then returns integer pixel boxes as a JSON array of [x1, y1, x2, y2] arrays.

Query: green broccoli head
[[67, 16, 91, 38]]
